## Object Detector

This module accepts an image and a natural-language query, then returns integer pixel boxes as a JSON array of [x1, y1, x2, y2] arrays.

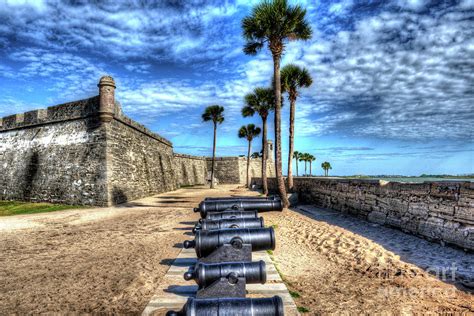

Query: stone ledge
[[174, 153, 207, 160], [0, 96, 100, 132]]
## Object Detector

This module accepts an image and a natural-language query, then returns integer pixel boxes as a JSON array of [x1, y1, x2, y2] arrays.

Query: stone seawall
[[252, 177, 473, 251]]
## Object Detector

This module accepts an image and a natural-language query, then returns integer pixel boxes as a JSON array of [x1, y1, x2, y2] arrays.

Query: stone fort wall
[[173, 154, 208, 187], [0, 96, 109, 206], [253, 177, 473, 251], [0, 76, 274, 206]]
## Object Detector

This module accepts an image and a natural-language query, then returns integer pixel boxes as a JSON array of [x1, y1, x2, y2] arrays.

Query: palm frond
[[242, 0, 312, 55], [202, 105, 225, 124]]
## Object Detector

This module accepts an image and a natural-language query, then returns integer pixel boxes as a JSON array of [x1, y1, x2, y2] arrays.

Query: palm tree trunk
[[287, 96, 296, 192], [310, 161, 312, 176], [246, 139, 251, 188], [261, 116, 268, 195], [304, 161, 307, 176], [296, 158, 298, 177], [272, 53, 289, 208], [210, 122, 217, 189]]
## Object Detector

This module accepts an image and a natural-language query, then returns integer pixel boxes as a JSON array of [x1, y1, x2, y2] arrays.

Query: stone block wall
[[252, 177, 473, 251], [106, 116, 177, 204], [0, 97, 109, 206], [0, 76, 276, 206], [207, 157, 243, 184], [173, 154, 208, 187], [207, 156, 275, 185]]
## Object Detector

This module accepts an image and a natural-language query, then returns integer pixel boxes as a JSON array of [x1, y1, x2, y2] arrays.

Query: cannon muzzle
[[184, 260, 266, 288], [184, 227, 275, 258], [183, 240, 195, 249], [196, 200, 283, 218], [194, 217, 264, 233], [166, 296, 284, 316]]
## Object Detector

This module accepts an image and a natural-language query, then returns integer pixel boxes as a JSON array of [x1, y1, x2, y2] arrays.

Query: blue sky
[[0, 0, 473, 176]]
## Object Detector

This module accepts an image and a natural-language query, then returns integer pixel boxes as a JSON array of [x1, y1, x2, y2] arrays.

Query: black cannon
[[194, 199, 283, 218], [193, 217, 264, 233], [198, 210, 258, 224], [184, 260, 266, 288], [166, 296, 284, 316], [204, 195, 278, 201], [184, 227, 275, 258]]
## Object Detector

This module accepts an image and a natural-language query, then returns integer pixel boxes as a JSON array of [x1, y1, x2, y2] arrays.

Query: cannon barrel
[[183, 227, 275, 258], [204, 196, 278, 201], [194, 217, 264, 233], [184, 260, 266, 287], [205, 210, 258, 221], [166, 296, 284, 316], [194, 200, 282, 218]]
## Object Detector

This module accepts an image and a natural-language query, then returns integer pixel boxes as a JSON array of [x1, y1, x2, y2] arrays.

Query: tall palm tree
[[300, 153, 309, 176], [242, 87, 275, 195], [238, 124, 261, 188], [281, 64, 313, 190], [322, 161, 332, 177], [293, 150, 300, 176], [308, 154, 316, 176], [202, 105, 224, 188], [242, 0, 312, 208]]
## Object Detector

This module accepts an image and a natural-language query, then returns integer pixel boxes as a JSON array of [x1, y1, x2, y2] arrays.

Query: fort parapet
[[0, 76, 274, 206]]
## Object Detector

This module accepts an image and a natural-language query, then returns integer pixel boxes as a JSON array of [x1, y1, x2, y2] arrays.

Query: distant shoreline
[[341, 174, 474, 179], [334, 175, 474, 182]]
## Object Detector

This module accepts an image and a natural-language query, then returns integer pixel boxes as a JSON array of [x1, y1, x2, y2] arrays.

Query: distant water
[[349, 177, 473, 183]]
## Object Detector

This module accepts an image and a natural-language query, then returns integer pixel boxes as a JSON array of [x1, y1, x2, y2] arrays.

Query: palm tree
[[308, 154, 316, 176], [242, 0, 312, 208], [322, 161, 332, 177], [281, 64, 313, 190], [202, 105, 224, 188], [242, 87, 275, 195], [293, 150, 300, 176], [238, 124, 261, 188], [300, 153, 309, 176]]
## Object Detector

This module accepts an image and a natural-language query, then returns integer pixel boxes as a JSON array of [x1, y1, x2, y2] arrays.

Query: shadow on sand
[[294, 205, 474, 292]]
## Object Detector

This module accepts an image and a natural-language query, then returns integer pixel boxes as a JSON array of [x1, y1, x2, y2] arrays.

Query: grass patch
[[289, 290, 301, 298], [271, 224, 278, 229], [266, 249, 274, 256], [0, 201, 84, 216], [297, 306, 310, 313]]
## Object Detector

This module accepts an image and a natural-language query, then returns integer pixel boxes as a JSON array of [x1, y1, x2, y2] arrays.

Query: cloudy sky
[[0, 0, 473, 176]]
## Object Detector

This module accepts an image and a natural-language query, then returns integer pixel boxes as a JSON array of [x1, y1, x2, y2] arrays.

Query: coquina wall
[[106, 114, 178, 204], [0, 75, 273, 206], [207, 156, 276, 185], [0, 97, 109, 206], [253, 177, 473, 251], [173, 154, 208, 187]]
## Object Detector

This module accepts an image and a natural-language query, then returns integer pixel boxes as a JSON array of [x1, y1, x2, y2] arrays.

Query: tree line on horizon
[[202, 0, 332, 207]]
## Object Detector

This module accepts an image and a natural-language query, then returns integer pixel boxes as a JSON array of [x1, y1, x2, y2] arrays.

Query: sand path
[[262, 205, 473, 314], [1, 186, 472, 314], [0, 185, 251, 314]]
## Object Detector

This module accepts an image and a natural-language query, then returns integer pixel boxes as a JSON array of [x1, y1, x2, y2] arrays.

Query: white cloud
[[397, 0, 429, 11]]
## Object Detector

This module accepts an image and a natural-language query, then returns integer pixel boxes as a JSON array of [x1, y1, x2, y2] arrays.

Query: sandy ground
[[0, 185, 252, 314], [263, 205, 474, 314], [1, 186, 472, 314]]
